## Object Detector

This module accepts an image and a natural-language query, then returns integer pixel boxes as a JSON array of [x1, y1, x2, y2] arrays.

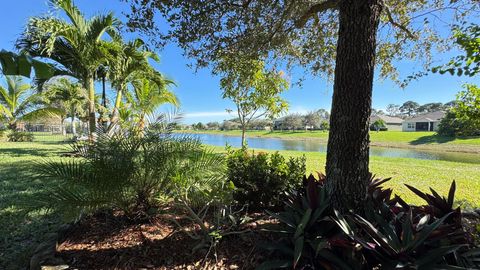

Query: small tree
[[370, 119, 387, 132], [218, 57, 289, 147]]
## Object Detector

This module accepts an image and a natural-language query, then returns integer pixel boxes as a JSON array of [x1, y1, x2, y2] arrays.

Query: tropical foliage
[[18, 0, 122, 136], [261, 174, 479, 269], [34, 115, 227, 221], [0, 75, 61, 131], [43, 77, 87, 136]]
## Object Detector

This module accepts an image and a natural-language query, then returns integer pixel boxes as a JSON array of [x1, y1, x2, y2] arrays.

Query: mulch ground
[[56, 210, 278, 270]]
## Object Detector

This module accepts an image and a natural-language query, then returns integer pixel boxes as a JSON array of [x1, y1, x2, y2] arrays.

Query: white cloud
[[184, 111, 233, 118]]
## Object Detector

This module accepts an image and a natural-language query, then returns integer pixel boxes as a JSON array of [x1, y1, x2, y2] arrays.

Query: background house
[[370, 115, 403, 131], [402, 111, 446, 132]]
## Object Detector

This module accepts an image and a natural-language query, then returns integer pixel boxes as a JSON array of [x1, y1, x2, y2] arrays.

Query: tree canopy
[[125, 0, 478, 82]]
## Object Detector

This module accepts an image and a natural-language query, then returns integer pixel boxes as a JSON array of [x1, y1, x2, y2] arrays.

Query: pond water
[[179, 133, 479, 164]]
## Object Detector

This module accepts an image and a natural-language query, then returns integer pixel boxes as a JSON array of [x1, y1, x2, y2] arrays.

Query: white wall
[[402, 122, 416, 132]]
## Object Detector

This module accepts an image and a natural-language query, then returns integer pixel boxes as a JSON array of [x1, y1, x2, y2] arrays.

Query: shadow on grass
[[409, 134, 456, 145], [0, 160, 63, 269], [0, 147, 65, 157]]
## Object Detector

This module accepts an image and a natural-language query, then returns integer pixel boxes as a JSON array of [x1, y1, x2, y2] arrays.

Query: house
[[370, 115, 403, 131], [402, 111, 446, 132]]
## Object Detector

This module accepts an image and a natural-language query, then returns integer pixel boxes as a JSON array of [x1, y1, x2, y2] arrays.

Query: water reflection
[[180, 133, 479, 164]]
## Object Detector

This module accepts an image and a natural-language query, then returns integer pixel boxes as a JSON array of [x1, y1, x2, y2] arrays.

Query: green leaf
[[294, 208, 312, 239], [256, 259, 292, 270], [293, 236, 304, 268]]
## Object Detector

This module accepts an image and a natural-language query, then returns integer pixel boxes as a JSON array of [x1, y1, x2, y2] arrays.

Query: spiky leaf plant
[[33, 114, 228, 221]]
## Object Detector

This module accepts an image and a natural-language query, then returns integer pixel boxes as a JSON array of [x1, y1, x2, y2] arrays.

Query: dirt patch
[[57, 211, 278, 269]]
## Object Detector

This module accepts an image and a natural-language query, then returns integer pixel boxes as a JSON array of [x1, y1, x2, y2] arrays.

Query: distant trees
[[221, 120, 240, 131], [386, 104, 400, 117], [282, 114, 304, 131], [385, 101, 449, 118], [399, 101, 420, 117], [304, 111, 322, 130], [417, 102, 444, 114], [206, 122, 220, 130]]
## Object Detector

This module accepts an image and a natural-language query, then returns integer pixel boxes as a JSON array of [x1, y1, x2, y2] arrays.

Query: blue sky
[[1, 0, 479, 124]]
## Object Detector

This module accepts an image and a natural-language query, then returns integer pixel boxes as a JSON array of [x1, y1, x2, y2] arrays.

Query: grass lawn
[[0, 137, 69, 269], [184, 130, 480, 152], [0, 135, 479, 269]]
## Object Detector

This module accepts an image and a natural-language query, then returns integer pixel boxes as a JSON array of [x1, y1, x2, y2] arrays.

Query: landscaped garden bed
[[53, 210, 275, 269]]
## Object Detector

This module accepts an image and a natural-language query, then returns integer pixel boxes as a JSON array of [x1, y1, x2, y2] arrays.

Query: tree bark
[[325, 0, 382, 212], [86, 76, 96, 140], [241, 125, 247, 148]]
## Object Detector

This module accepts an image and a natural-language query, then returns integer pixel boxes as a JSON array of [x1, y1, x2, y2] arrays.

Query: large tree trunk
[[86, 76, 96, 139], [325, 0, 382, 212]]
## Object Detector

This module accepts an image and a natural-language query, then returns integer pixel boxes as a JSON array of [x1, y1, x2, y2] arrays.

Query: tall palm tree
[[126, 76, 178, 131], [0, 76, 61, 130], [108, 39, 159, 127], [17, 0, 121, 138], [43, 77, 87, 136]]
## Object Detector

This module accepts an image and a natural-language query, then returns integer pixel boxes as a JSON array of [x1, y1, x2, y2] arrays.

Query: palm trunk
[[71, 112, 77, 136], [85, 76, 96, 139], [325, 0, 382, 212], [110, 86, 123, 125], [61, 118, 66, 136]]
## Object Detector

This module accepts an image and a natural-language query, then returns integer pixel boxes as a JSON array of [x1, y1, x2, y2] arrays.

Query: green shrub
[[438, 110, 480, 136], [226, 147, 306, 210], [7, 131, 34, 142]]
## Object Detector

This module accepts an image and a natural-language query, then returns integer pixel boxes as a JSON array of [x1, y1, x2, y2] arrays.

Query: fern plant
[[33, 115, 228, 221]]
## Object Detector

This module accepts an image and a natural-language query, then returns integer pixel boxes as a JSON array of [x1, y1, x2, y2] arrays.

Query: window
[[407, 123, 415, 129]]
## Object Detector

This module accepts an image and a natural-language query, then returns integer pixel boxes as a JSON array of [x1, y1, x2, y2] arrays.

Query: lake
[[179, 133, 480, 164]]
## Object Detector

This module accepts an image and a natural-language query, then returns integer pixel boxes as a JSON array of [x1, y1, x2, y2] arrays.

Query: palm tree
[[0, 76, 62, 130], [17, 0, 121, 138], [126, 76, 178, 131], [43, 77, 87, 136], [107, 39, 159, 128]]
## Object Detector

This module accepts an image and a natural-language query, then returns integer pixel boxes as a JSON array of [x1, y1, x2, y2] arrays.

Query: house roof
[[405, 111, 446, 122], [370, 115, 403, 124]]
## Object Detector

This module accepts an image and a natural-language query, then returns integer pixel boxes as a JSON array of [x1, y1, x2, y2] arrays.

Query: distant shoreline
[[174, 130, 480, 154]]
